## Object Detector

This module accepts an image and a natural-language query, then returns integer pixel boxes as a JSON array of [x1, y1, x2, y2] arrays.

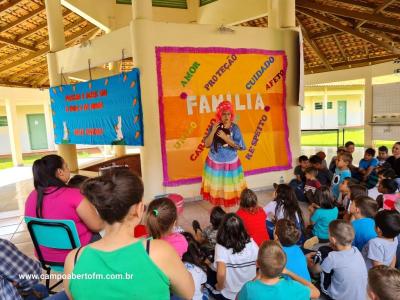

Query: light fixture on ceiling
[[217, 25, 235, 34]]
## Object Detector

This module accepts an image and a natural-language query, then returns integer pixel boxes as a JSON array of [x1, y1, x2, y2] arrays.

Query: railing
[[301, 125, 364, 148]]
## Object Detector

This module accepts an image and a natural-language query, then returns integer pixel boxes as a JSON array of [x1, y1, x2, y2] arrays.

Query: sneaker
[[192, 220, 202, 234]]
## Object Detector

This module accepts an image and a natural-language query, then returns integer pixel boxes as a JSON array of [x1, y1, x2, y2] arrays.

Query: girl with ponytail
[[25, 155, 103, 263]]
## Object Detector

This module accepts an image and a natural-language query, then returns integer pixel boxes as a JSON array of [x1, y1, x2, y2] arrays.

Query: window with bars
[[117, 0, 188, 9], [0, 116, 8, 127], [327, 102, 333, 109], [200, 0, 217, 6], [314, 102, 323, 110]]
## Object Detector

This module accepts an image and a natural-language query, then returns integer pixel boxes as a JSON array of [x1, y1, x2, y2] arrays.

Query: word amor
[[186, 93, 267, 115]]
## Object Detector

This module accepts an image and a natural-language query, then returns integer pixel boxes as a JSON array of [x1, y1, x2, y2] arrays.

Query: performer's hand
[[211, 122, 219, 134], [216, 130, 229, 142]]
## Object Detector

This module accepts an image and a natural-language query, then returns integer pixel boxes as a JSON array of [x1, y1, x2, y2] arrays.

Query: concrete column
[[131, 0, 163, 200], [132, 0, 152, 20], [5, 99, 23, 166], [268, 0, 295, 29], [43, 102, 55, 150], [323, 87, 328, 129], [268, 0, 280, 29], [45, 0, 78, 171], [279, 0, 296, 28], [364, 75, 373, 148], [45, 0, 65, 52]]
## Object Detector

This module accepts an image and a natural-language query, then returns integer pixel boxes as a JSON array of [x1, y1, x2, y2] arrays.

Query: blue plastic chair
[[25, 217, 81, 293]]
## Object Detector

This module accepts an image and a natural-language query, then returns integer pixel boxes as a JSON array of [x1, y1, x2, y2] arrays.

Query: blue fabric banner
[[50, 69, 143, 146]]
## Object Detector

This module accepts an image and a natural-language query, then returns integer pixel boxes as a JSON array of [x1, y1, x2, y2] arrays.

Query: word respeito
[[246, 114, 268, 160]]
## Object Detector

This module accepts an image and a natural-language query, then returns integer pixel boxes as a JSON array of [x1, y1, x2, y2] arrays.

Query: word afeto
[[246, 114, 268, 160], [181, 62, 200, 87], [265, 69, 284, 90], [204, 54, 237, 91], [186, 93, 267, 115]]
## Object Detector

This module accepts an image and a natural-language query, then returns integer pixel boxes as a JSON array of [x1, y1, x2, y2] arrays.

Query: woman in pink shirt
[[146, 197, 188, 258], [25, 155, 104, 263]]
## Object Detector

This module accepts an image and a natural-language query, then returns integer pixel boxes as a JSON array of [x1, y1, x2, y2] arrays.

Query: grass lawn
[[301, 128, 396, 149], [0, 151, 92, 170]]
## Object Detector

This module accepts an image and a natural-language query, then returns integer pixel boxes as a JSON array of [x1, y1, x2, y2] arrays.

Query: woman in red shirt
[[236, 188, 269, 245]]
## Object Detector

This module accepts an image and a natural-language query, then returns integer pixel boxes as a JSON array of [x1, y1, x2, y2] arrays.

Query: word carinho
[[190, 118, 216, 161]]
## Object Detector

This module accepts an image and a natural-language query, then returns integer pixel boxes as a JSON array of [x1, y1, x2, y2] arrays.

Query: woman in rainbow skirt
[[201, 101, 247, 207]]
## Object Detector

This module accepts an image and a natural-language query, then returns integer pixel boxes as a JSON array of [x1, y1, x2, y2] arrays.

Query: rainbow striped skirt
[[201, 155, 247, 207]]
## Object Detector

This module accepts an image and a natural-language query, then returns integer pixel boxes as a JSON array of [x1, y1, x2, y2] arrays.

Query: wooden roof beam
[[329, 0, 400, 15], [0, 0, 24, 12], [16, 10, 73, 41], [32, 18, 89, 47], [296, 16, 332, 70], [296, 0, 400, 28], [33, 27, 100, 87], [0, 24, 96, 74], [0, 19, 90, 68], [0, 5, 45, 33], [306, 54, 399, 73], [356, 0, 397, 29], [0, 36, 37, 51], [362, 24, 400, 37], [332, 34, 348, 61], [8, 60, 47, 81], [297, 8, 400, 54], [330, 0, 375, 10], [310, 28, 341, 39]]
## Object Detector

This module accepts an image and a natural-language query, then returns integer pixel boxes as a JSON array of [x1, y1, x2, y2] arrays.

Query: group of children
[[146, 141, 400, 300]]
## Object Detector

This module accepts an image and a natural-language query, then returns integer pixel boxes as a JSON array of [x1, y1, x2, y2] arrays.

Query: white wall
[[301, 87, 364, 130], [129, 20, 300, 199]]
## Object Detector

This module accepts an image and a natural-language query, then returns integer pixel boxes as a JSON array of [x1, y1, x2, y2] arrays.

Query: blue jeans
[[24, 284, 48, 300], [289, 179, 306, 202], [44, 291, 68, 300]]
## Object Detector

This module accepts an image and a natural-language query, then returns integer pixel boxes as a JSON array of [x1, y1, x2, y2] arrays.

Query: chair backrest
[[25, 217, 81, 265]]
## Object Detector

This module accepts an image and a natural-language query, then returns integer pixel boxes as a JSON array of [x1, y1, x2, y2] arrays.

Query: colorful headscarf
[[216, 101, 235, 122]]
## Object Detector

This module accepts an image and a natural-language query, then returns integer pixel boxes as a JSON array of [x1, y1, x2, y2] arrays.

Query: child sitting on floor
[[274, 219, 311, 281], [237, 241, 319, 300], [146, 197, 188, 258], [236, 188, 269, 246], [181, 232, 208, 300], [67, 175, 89, 188], [304, 167, 321, 203], [362, 210, 400, 269], [357, 148, 379, 188], [367, 265, 400, 300], [308, 186, 338, 243], [307, 220, 368, 300], [193, 206, 226, 260], [309, 155, 332, 187], [289, 155, 309, 202], [343, 184, 368, 221], [264, 184, 306, 242], [208, 213, 259, 300], [377, 179, 399, 210], [350, 196, 378, 252], [331, 152, 352, 201]]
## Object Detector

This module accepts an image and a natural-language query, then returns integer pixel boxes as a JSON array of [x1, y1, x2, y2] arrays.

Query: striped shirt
[[214, 239, 259, 299]]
